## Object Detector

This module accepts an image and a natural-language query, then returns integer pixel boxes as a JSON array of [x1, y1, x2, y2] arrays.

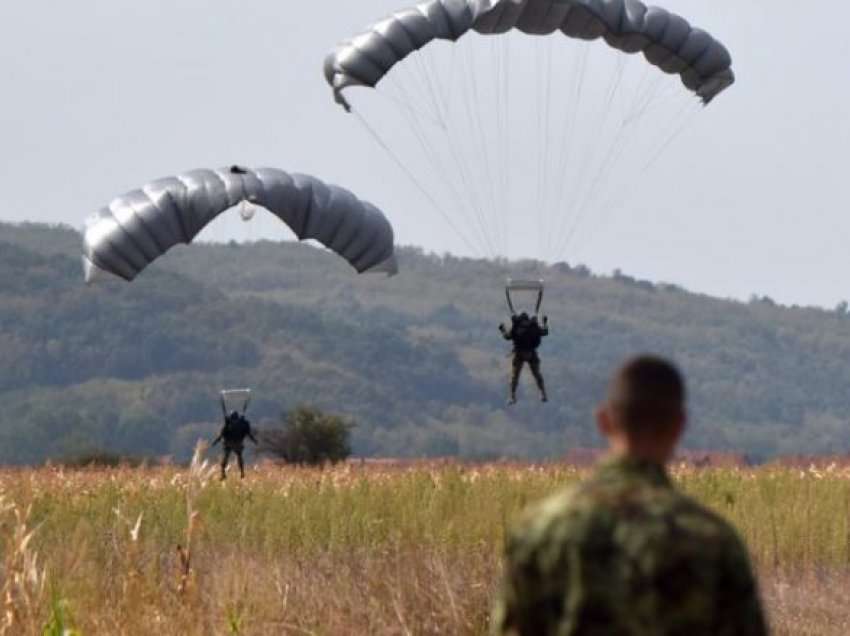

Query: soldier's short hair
[[608, 355, 685, 433]]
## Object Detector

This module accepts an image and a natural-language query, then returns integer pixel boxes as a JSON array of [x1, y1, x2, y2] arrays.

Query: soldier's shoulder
[[508, 484, 589, 552], [667, 490, 745, 548]]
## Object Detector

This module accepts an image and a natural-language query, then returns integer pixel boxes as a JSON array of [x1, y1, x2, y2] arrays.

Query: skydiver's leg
[[221, 449, 231, 480], [509, 355, 524, 405], [530, 357, 548, 402], [236, 450, 245, 479]]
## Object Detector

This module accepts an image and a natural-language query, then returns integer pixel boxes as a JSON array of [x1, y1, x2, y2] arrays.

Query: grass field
[[1, 448, 849, 635]]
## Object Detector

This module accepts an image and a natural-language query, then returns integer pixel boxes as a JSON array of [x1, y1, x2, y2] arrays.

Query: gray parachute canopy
[[82, 167, 397, 283], [325, 0, 734, 109]]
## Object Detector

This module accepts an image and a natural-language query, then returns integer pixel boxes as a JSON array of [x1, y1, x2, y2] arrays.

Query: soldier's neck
[[608, 443, 675, 466]]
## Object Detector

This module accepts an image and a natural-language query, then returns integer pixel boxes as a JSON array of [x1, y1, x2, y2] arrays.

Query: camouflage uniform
[[492, 457, 768, 636]]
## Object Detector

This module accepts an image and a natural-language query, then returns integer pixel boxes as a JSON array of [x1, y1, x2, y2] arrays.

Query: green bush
[[261, 406, 353, 465]]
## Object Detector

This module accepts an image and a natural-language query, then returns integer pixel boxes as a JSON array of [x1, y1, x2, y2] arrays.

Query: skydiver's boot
[[532, 362, 547, 403], [220, 451, 229, 480], [538, 376, 548, 402], [508, 357, 521, 406]]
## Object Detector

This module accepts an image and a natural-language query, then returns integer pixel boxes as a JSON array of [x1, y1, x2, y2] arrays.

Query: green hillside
[[1, 222, 849, 463]]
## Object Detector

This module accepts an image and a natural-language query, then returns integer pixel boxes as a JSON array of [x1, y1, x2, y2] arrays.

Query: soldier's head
[[229, 410, 240, 422], [597, 355, 686, 463], [518, 312, 530, 323]]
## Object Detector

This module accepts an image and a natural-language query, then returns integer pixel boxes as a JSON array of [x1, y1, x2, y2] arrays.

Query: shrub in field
[[260, 406, 353, 465]]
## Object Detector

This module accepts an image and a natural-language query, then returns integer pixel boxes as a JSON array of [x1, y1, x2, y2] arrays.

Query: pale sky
[[1, 1, 847, 308]]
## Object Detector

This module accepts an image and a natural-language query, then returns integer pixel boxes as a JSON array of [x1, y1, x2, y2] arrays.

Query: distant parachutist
[[212, 410, 258, 480], [500, 313, 549, 405]]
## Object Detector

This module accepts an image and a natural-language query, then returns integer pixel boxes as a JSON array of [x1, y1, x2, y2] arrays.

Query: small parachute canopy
[[325, 0, 734, 109], [82, 166, 397, 283]]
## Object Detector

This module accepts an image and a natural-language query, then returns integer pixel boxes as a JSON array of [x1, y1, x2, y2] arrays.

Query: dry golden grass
[[0, 452, 849, 634]]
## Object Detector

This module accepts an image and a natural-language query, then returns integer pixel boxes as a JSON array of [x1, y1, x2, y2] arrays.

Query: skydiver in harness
[[500, 280, 549, 405], [212, 390, 258, 479]]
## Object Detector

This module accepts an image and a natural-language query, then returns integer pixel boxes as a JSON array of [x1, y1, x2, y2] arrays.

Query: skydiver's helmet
[[228, 411, 240, 424], [518, 312, 530, 325]]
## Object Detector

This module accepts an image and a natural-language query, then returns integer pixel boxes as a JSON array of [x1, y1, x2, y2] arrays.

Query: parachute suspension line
[[414, 50, 448, 126], [440, 84, 501, 258], [562, 90, 703, 260], [479, 40, 508, 258], [502, 36, 513, 261], [533, 39, 544, 260], [388, 81, 474, 230], [626, 63, 663, 125], [550, 49, 627, 258], [436, 48, 455, 121], [399, 44, 500, 256], [642, 98, 703, 173], [351, 108, 482, 257], [543, 42, 590, 261], [384, 66, 499, 258], [376, 59, 446, 128], [565, 52, 630, 248], [555, 56, 663, 257], [491, 37, 503, 256], [566, 99, 639, 248], [539, 37, 556, 272], [533, 38, 549, 264], [465, 41, 504, 256], [495, 35, 512, 260], [442, 43, 504, 259], [549, 43, 598, 259], [538, 36, 568, 263], [564, 98, 702, 256], [567, 115, 702, 260], [493, 35, 511, 258], [374, 88, 445, 129], [454, 43, 502, 257], [556, 119, 632, 256], [423, 61, 497, 257]]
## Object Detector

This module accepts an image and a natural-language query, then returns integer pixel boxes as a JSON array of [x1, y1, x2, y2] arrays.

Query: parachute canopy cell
[[324, 0, 735, 108], [82, 166, 398, 283]]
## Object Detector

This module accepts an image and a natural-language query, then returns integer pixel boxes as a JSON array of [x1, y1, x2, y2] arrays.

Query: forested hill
[[1, 222, 849, 464]]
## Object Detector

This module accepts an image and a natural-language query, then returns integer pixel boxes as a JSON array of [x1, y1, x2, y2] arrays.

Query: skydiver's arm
[[211, 429, 224, 447], [499, 324, 513, 341], [540, 316, 549, 337]]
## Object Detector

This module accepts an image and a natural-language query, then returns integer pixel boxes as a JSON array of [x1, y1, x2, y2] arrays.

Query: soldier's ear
[[672, 410, 687, 441], [596, 404, 614, 438]]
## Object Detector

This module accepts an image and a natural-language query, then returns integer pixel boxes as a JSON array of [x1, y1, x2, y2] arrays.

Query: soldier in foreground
[[212, 410, 258, 480], [492, 355, 768, 635]]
